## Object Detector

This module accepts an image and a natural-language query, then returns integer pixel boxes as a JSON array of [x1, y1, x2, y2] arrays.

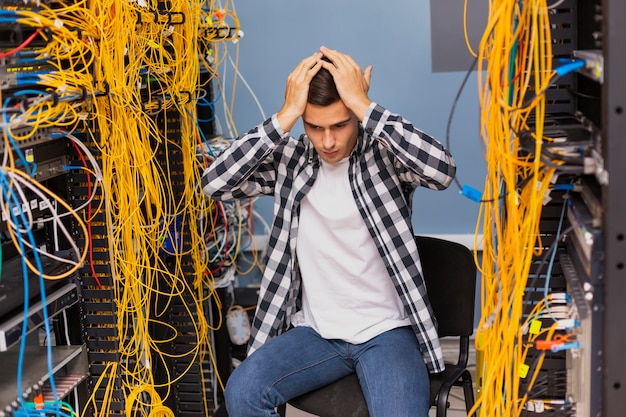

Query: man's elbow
[[436, 160, 456, 190], [201, 169, 224, 200]]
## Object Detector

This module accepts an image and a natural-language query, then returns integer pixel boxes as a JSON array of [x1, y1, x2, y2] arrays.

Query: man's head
[[307, 57, 340, 106], [303, 56, 359, 163]]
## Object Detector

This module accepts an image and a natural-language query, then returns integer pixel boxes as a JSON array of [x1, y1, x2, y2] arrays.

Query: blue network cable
[[555, 58, 586, 77], [0, 171, 59, 408], [196, 89, 220, 123], [189, 108, 217, 159]]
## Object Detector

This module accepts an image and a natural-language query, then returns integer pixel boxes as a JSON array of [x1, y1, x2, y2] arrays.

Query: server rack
[[1, 0, 229, 414], [600, 1, 626, 417], [521, 0, 626, 415], [475, 0, 624, 415]]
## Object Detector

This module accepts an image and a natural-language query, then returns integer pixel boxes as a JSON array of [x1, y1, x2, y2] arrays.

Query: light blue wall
[[215, 0, 486, 235]]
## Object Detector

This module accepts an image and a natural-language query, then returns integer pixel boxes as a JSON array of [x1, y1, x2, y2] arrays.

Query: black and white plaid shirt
[[202, 103, 456, 373]]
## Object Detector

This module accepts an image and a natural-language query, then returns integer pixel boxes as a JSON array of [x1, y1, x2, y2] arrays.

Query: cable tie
[[519, 363, 530, 378], [169, 11, 185, 25], [176, 90, 192, 104]]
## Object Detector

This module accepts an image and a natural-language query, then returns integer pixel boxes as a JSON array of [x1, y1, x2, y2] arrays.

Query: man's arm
[[364, 103, 456, 190], [277, 52, 323, 132], [203, 53, 324, 200], [201, 116, 286, 200], [319, 47, 455, 190]]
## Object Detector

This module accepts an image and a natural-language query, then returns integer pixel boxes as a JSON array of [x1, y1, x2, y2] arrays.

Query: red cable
[[209, 202, 228, 274], [70, 139, 103, 289], [0, 28, 42, 58], [247, 198, 254, 234]]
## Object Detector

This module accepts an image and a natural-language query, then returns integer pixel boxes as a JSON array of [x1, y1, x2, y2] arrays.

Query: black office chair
[[281, 235, 477, 417]]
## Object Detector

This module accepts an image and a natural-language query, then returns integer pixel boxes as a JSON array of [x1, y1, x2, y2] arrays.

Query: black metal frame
[[602, 1, 626, 417]]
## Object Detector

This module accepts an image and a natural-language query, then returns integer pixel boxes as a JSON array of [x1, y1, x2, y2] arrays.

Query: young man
[[202, 46, 456, 417]]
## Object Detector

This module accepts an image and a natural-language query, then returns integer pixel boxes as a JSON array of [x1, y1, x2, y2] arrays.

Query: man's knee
[[224, 364, 251, 409], [224, 359, 270, 414]]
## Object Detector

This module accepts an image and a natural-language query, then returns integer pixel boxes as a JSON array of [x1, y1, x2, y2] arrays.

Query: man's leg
[[353, 326, 431, 417], [224, 326, 354, 417]]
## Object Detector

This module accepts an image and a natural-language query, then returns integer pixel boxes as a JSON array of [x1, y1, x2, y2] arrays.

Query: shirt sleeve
[[201, 114, 289, 200], [362, 103, 456, 190]]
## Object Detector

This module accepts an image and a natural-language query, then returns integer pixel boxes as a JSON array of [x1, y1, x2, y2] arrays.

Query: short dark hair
[[307, 56, 340, 106]]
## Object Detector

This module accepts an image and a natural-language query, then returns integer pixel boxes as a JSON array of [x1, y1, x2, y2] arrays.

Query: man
[[202, 46, 456, 417]]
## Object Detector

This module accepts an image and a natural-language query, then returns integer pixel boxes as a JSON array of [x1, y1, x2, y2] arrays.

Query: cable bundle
[[471, 1, 562, 416], [1, 16, 94, 410], [80, 0, 214, 414], [1, 0, 256, 415]]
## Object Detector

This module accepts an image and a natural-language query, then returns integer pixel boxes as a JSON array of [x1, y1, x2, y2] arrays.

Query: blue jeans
[[224, 326, 430, 417]]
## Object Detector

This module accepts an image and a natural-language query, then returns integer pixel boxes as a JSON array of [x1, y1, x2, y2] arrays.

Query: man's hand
[[319, 46, 373, 121], [277, 52, 323, 132]]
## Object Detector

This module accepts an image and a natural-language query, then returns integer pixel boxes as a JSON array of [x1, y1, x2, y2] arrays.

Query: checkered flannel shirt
[[202, 103, 456, 373]]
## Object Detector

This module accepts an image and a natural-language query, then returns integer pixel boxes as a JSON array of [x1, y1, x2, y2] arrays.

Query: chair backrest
[[415, 235, 477, 338], [283, 236, 478, 417]]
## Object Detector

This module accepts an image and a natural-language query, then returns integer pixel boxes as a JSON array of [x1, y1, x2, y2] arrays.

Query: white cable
[[227, 54, 266, 120], [547, 0, 567, 9], [63, 132, 106, 213], [62, 309, 71, 344], [73, 386, 80, 417], [219, 45, 236, 139], [0, 169, 35, 231], [53, 200, 60, 252], [3, 170, 82, 267]]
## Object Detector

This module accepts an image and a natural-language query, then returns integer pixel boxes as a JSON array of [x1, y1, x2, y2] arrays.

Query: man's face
[[302, 100, 359, 163]]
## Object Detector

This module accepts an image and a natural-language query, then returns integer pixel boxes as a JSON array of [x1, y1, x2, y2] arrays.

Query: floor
[[284, 337, 477, 417]]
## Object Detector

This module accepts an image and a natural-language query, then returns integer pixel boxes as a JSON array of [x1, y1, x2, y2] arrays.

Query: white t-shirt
[[293, 157, 411, 343]]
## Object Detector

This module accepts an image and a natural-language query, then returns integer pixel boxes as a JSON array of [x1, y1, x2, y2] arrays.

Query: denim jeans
[[224, 325, 430, 417]]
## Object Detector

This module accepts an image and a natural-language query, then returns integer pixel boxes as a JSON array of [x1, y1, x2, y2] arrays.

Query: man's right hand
[[277, 52, 323, 133]]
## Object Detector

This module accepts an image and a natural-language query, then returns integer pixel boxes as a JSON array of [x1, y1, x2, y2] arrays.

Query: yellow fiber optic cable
[[471, 1, 559, 416], [2, 0, 247, 414]]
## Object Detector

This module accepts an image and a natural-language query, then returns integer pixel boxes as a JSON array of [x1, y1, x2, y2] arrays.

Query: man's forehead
[[303, 116, 353, 127], [302, 102, 354, 127]]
